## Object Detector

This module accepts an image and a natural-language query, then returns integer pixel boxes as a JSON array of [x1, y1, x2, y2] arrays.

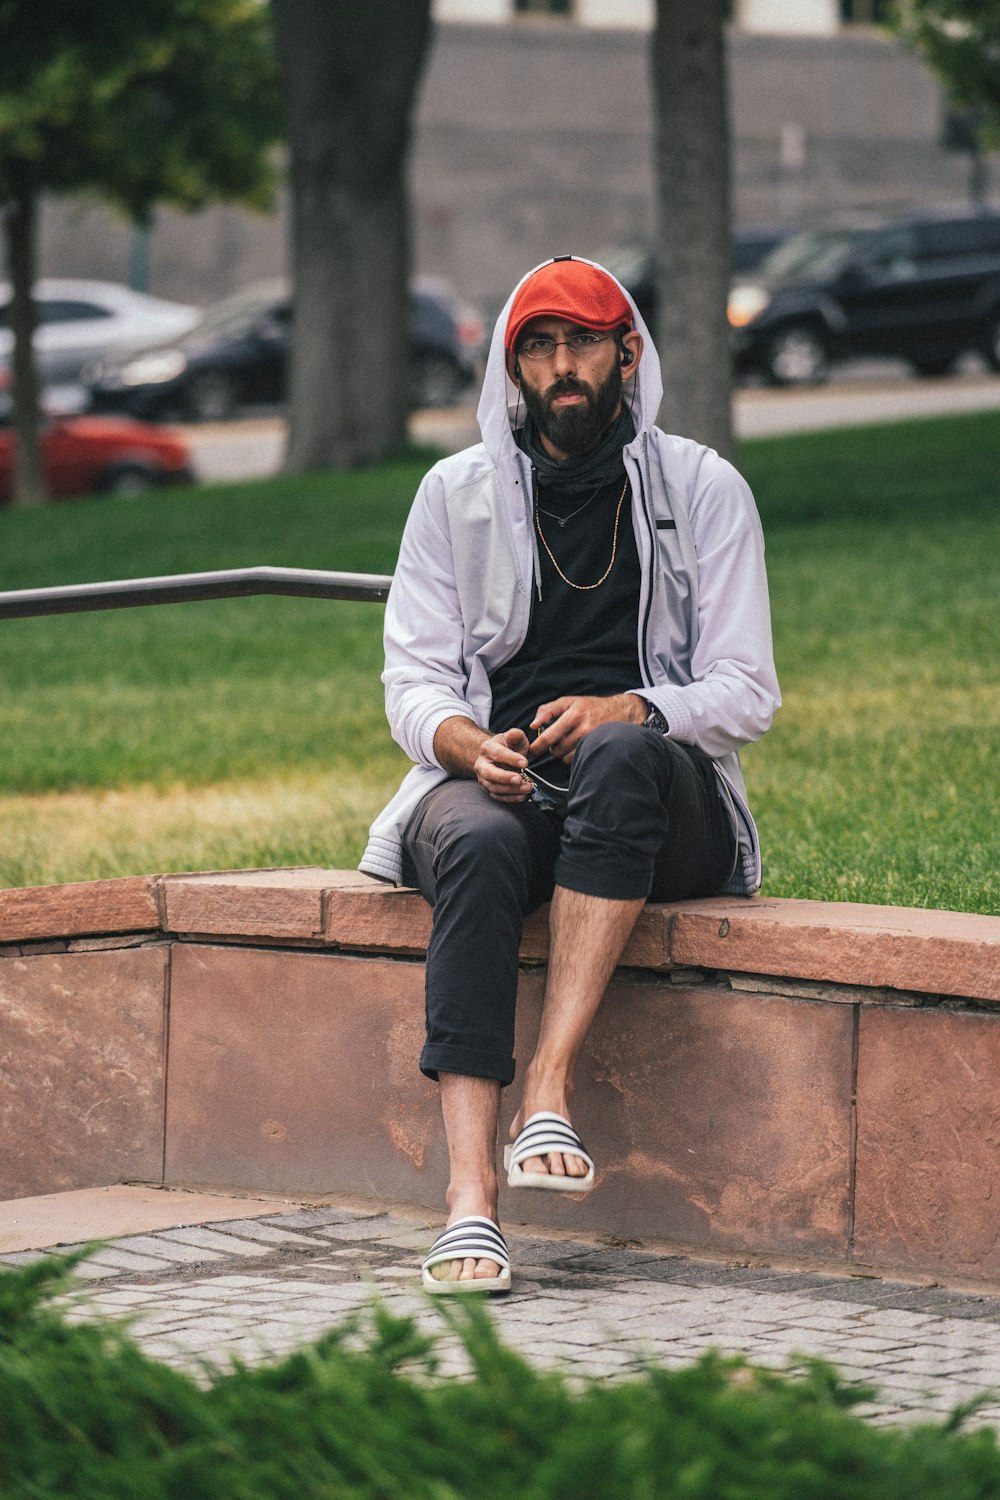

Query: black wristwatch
[[642, 699, 669, 735]]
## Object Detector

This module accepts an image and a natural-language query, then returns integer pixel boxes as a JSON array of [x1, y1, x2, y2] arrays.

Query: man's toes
[[523, 1153, 562, 1177], [435, 1257, 498, 1281], [519, 1152, 590, 1180]]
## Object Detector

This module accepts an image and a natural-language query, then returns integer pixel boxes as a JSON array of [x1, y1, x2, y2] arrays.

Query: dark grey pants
[[401, 722, 736, 1085]]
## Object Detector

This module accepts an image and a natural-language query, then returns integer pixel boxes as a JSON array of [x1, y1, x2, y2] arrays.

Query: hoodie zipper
[[505, 448, 538, 599], [633, 432, 658, 687], [519, 452, 543, 600]]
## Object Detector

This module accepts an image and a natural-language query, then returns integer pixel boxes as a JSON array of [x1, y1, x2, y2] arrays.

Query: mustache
[[545, 377, 591, 402]]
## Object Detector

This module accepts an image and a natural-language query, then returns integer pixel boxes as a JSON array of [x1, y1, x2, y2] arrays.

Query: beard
[[521, 358, 624, 456]]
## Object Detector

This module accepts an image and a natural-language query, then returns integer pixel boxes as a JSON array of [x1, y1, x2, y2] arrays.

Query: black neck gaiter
[[515, 404, 636, 502]]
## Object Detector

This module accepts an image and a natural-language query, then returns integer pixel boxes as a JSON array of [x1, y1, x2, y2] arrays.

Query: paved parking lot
[[6, 1199, 1000, 1428]]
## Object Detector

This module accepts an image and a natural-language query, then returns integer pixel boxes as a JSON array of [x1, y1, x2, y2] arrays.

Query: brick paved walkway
[[5, 1200, 1000, 1428]]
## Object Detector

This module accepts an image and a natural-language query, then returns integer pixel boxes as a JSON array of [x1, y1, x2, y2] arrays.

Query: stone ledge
[[0, 876, 161, 945], [160, 868, 362, 944], [667, 897, 1000, 1004], [2, 868, 997, 1004], [159, 869, 1000, 1005]]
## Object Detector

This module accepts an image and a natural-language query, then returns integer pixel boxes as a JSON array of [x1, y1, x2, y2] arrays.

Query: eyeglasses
[[517, 332, 612, 361]]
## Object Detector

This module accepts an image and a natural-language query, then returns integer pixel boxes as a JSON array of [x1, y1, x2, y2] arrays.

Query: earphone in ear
[[621, 348, 634, 367], [513, 360, 522, 381]]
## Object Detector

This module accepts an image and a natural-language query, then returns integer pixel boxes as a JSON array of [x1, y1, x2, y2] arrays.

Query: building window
[[840, 0, 890, 21], [514, 0, 574, 15]]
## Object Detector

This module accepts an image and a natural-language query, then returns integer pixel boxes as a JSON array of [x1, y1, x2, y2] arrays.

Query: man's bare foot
[[427, 1184, 503, 1283], [508, 1101, 591, 1183]]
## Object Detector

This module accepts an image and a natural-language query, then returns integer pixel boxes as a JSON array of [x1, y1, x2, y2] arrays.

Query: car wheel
[[100, 464, 159, 497], [409, 351, 464, 409], [982, 311, 1000, 372], [186, 371, 238, 422], [764, 324, 830, 386]]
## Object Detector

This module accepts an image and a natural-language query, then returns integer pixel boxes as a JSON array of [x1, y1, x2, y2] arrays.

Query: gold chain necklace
[[534, 478, 629, 591]]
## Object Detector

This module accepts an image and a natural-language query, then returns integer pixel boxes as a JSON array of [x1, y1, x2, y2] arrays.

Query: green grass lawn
[[0, 418, 996, 912]]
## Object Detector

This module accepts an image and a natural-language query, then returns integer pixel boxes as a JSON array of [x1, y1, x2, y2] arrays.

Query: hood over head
[[477, 255, 662, 468]]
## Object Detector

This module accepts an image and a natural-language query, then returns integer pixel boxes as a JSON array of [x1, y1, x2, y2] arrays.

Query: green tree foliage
[[0, 0, 283, 506], [892, 1, 1000, 142]]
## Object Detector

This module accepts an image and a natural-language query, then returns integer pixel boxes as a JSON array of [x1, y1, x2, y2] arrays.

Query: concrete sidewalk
[[4, 1185, 1000, 1429]]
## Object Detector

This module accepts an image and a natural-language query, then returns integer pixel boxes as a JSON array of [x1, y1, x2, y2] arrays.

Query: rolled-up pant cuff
[[553, 855, 651, 902], [420, 1041, 516, 1087]]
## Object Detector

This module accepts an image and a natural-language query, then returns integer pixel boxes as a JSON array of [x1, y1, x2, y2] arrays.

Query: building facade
[[37, 11, 978, 312]]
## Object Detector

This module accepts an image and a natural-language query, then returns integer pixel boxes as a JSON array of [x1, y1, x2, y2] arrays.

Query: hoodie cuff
[[416, 703, 478, 768], [641, 686, 693, 744]]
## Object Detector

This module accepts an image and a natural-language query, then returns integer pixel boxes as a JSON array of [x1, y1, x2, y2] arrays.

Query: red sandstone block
[[0, 876, 160, 945], [164, 945, 445, 1201], [505, 979, 854, 1256], [324, 884, 432, 953], [619, 906, 671, 968], [668, 897, 1000, 1002], [519, 904, 669, 968], [161, 868, 371, 942], [854, 1007, 1000, 1279], [0, 946, 168, 1200]]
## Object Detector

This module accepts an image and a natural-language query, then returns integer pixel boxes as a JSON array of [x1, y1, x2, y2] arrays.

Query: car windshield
[[186, 287, 287, 341], [758, 229, 874, 282]]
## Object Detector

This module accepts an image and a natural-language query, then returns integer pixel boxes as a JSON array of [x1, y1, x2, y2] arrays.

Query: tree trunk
[[651, 0, 735, 462], [271, 0, 433, 472], [3, 170, 47, 507]]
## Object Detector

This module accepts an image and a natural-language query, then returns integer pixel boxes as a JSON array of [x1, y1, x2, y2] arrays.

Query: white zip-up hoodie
[[360, 258, 780, 894]]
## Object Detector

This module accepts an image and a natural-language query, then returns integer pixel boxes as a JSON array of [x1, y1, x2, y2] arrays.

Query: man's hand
[[433, 716, 532, 801], [530, 693, 646, 762], [473, 729, 533, 801]]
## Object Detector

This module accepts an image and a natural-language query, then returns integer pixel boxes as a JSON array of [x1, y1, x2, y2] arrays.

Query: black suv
[[729, 211, 1000, 385]]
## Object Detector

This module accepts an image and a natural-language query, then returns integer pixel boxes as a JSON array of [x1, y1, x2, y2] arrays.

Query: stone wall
[[3, 869, 999, 1284]]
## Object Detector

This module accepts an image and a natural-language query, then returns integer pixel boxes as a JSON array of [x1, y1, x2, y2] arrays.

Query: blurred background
[[6, 0, 998, 484], [30, 0, 989, 312]]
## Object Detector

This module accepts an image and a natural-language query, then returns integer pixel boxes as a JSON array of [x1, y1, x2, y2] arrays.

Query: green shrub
[[3, 1258, 1000, 1499]]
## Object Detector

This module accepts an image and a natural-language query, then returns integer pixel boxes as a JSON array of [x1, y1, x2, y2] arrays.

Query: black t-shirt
[[488, 472, 642, 787]]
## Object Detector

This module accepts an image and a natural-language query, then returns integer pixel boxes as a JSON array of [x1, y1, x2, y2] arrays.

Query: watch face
[[644, 705, 669, 734]]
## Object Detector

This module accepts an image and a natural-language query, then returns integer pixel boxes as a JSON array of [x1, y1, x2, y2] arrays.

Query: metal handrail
[[0, 566, 394, 621]]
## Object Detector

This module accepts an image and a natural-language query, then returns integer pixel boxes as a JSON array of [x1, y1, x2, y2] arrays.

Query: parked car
[[0, 410, 195, 503], [85, 277, 484, 421], [594, 229, 793, 331], [731, 226, 792, 276], [0, 279, 200, 388], [728, 210, 1000, 385]]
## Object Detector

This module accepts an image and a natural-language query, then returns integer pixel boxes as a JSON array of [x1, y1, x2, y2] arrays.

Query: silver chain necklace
[[535, 483, 606, 528]]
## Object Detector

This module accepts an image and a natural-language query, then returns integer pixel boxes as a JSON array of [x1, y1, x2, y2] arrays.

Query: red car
[[0, 413, 194, 503]]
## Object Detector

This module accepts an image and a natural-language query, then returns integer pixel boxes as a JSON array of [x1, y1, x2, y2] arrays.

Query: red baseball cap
[[504, 258, 633, 352]]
